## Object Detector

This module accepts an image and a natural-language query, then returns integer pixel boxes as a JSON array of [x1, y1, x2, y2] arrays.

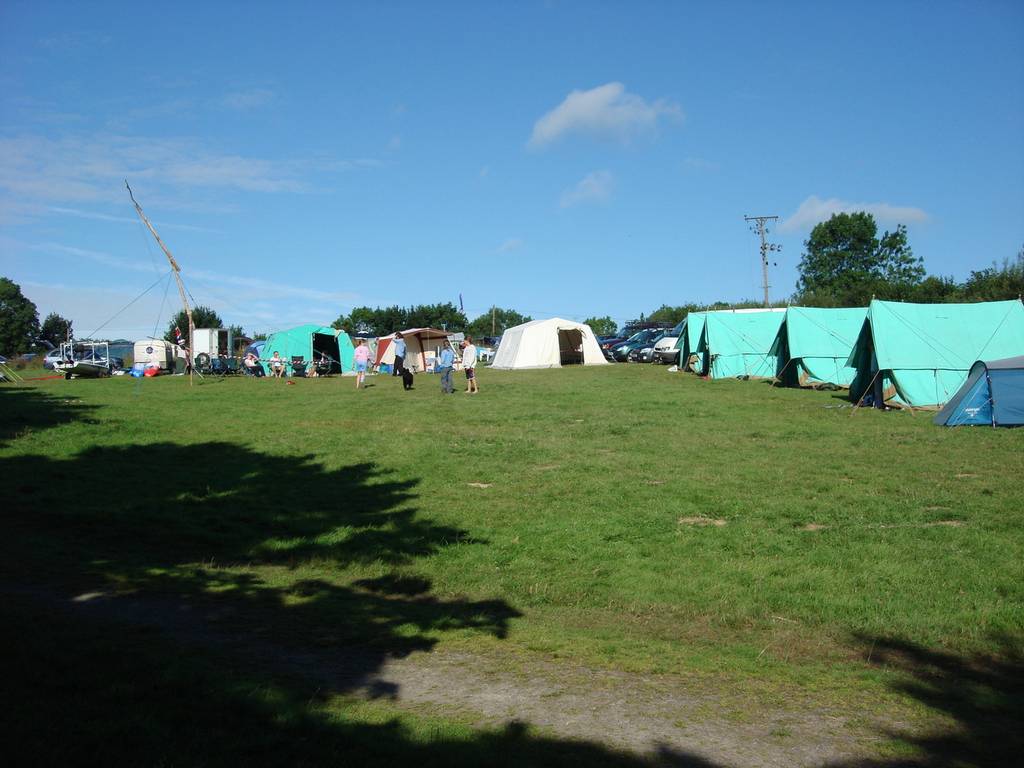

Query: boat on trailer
[[53, 340, 115, 379]]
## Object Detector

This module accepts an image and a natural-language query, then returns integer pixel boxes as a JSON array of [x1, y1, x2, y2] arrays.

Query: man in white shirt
[[461, 337, 478, 394]]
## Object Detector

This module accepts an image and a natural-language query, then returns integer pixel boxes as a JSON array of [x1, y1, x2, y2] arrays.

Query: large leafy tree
[[583, 316, 618, 336], [0, 277, 40, 355], [795, 212, 924, 306], [40, 312, 73, 346], [165, 306, 224, 344], [466, 307, 531, 339]]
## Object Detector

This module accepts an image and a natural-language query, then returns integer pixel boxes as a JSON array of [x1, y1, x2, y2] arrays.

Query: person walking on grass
[[437, 342, 455, 394], [353, 338, 370, 389], [462, 336, 478, 394], [392, 332, 406, 377]]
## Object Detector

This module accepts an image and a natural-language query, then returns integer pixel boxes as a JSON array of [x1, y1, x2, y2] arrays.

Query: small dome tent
[[933, 356, 1024, 427], [491, 318, 608, 370], [261, 325, 354, 374]]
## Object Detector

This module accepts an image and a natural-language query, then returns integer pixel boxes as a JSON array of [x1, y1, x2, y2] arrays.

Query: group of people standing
[[436, 336, 479, 395], [352, 331, 478, 394]]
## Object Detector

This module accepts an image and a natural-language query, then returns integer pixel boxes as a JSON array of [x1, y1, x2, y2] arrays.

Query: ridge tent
[[695, 308, 786, 379], [261, 325, 354, 375], [933, 356, 1024, 427], [769, 306, 866, 388], [848, 300, 1024, 409], [675, 312, 706, 373], [375, 328, 451, 372], [491, 318, 608, 369]]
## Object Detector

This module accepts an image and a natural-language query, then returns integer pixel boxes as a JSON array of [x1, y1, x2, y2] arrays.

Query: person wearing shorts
[[461, 337, 478, 394], [353, 338, 370, 389]]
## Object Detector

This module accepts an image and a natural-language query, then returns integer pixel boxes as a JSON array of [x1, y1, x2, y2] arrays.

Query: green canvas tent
[[261, 324, 355, 375], [847, 299, 1024, 408], [674, 312, 707, 373], [770, 306, 866, 388], [696, 309, 786, 379]]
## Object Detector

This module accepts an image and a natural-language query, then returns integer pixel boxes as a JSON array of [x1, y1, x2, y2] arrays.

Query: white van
[[653, 318, 686, 364]]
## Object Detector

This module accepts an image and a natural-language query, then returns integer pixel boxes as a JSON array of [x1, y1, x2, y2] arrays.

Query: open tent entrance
[[312, 332, 342, 374], [558, 328, 584, 365]]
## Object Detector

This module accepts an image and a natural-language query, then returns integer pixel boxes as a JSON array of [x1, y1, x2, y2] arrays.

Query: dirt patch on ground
[[467, 482, 493, 489], [800, 523, 828, 531], [678, 517, 727, 527]]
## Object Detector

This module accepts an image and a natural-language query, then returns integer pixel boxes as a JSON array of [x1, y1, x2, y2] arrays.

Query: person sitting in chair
[[244, 353, 265, 377], [270, 351, 285, 378]]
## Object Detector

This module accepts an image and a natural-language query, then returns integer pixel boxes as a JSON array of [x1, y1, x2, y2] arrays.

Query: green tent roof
[[847, 299, 1024, 407], [770, 306, 866, 388], [697, 309, 786, 379]]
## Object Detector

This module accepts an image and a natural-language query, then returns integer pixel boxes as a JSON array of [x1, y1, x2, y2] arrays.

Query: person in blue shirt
[[436, 343, 456, 394], [392, 332, 406, 377]]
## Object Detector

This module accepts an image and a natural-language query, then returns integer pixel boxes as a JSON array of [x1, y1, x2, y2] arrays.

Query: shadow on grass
[[1, 440, 721, 766], [0, 385, 99, 447], [825, 634, 1024, 768]]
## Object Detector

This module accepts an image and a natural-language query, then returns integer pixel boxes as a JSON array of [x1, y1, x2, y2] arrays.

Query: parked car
[[43, 348, 64, 370], [598, 335, 626, 360], [610, 328, 666, 362], [653, 319, 687, 364]]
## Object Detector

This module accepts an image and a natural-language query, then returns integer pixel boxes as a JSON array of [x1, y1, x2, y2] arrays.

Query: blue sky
[[2, 1, 1022, 338]]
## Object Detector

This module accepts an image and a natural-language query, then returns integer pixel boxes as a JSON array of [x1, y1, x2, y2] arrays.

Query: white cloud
[[0, 133, 381, 211], [495, 238, 523, 253], [529, 82, 682, 149], [222, 89, 275, 110], [560, 171, 614, 208], [781, 195, 929, 232]]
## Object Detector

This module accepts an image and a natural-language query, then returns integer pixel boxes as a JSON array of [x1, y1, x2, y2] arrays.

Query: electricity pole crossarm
[[744, 215, 781, 307]]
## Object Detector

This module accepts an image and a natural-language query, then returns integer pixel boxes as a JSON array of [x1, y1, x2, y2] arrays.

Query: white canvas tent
[[491, 318, 609, 370]]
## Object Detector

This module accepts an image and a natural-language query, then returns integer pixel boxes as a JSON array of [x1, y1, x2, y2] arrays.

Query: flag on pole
[[174, 326, 185, 348], [459, 293, 464, 313]]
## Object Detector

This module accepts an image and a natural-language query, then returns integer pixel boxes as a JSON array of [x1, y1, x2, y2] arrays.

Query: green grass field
[[2, 365, 1022, 766]]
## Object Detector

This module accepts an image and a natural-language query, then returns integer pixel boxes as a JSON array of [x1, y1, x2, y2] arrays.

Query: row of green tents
[[674, 299, 1024, 409]]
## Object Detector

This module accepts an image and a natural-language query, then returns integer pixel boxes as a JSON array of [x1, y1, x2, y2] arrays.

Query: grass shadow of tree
[[825, 634, 1024, 767], [1, 440, 729, 765], [0, 386, 99, 447]]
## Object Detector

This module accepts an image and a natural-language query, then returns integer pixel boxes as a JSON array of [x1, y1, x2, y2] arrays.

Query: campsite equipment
[[375, 328, 450, 372], [933, 356, 1024, 427], [261, 325, 354, 375], [490, 318, 609, 369], [769, 306, 866, 388], [848, 300, 1024, 409], [695, 309, 786, 379]]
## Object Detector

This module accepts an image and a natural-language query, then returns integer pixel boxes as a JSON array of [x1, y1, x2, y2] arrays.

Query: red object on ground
[[143, 367, 160, 377]]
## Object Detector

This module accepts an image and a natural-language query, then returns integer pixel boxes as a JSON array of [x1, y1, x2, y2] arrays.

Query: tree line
[[2, 215, 1020, 355]]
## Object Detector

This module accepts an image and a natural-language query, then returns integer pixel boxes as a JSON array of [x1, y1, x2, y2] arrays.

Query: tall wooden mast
[[126, 180, 195, 384]]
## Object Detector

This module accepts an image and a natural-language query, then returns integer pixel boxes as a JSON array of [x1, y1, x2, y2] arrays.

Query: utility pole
[[744, 215, 782, 307], [491, 305, 496, 336]]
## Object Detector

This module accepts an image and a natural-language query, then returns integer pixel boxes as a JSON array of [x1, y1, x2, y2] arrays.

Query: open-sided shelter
[[491, 318, 608, 369], [769, 306, 866, 388], [695, 308, 786, 379], [261, 324, 354, 374], [375, 328, 452, 372], [933, 356, 1024, 427], [848, 300, 1024, 408]]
